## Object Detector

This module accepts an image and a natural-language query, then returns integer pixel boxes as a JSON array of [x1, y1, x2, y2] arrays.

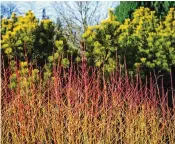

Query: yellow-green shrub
[[83, 7, 175, 74], [83, 9, 120, 72]]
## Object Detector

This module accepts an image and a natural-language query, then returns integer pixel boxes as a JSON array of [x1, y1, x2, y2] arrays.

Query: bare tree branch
[[1, 2, 20, 18], [50, 1, 119, 48]]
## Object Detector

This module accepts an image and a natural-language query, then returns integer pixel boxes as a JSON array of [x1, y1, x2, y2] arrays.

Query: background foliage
[[115, 1, 175, 23], [1, 6, 175, 80]]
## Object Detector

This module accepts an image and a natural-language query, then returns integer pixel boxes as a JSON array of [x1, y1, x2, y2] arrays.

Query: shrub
[[84, 7, 175, 75], [1, 11, 76, 68], [1, 57, 175, 143], [83, 9, 120, 73]]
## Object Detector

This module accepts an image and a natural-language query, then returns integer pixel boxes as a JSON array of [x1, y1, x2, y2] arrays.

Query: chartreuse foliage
[[1, 8, 175, 76], [1, 11, 38, 61], [119, 7, 175, 71], [118, 7, 160, 70], [8, 61, 39, 90], [83, 9, 120, 73], [1, 11, 78, 86], [83, 7, 175, 74], [1, 11, 75, 68]]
